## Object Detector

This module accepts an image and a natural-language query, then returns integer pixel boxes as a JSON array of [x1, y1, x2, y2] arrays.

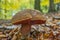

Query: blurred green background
[[0, 0, 60, 19]]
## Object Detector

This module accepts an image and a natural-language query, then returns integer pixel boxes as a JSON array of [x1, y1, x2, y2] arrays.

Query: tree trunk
[[0, 0, 3, 19], [5, 0, 7, 19], [34, 0, 41, 11], [49, 0, 55, 12], [57, 3, 60, 11]]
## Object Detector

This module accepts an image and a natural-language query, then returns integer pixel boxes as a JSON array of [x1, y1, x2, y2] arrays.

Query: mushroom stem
[[20, 23, 31, 36]]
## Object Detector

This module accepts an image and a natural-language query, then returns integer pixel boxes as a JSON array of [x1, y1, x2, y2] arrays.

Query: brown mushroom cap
[[11, 9, 46, 25]]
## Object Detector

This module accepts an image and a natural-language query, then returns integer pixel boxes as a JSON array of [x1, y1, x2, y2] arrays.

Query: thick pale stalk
[[20, 23, 31, 36]]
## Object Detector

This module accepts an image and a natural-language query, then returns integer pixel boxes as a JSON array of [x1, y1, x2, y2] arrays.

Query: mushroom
[[11, 9, 46, 36]]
